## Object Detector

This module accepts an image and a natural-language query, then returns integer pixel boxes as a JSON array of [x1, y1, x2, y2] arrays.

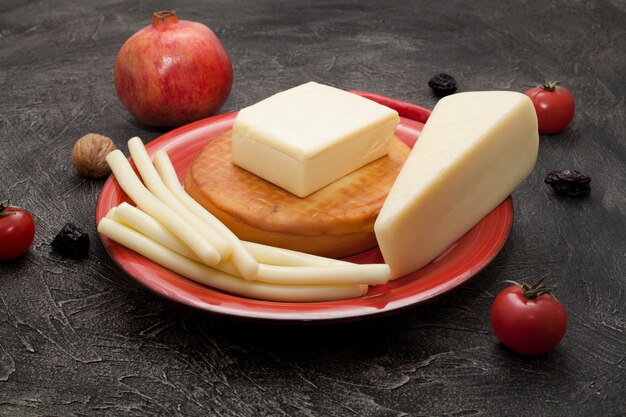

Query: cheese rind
[[232, 82, 399, 197], [374, 91, 539, 279]]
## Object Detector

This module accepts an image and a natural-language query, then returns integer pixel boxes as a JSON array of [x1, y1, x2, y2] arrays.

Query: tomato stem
[[0, 200, 16, 216], [541, 81, 561, 92], [504, 277, 557, 299]]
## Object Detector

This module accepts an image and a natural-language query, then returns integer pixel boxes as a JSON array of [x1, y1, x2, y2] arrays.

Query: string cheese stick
[[106, 150, 220, 266], [107, 203, 199, 261], [153, 149, 350, 268], [97, 217, 368, 302], [107, 203, 387, 285], [256, 263, 389, 285], [241, 241, 352, 267], [153, 149, 262, 279], [200, 254, 387, 286], [127, 137, 231, 259]]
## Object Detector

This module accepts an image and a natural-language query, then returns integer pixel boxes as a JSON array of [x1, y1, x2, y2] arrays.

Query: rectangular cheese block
[[231, 82, 400, 197], [374, 91, 539, 279]]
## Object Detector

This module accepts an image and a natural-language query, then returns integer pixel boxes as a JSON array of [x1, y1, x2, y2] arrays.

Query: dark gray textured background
[[1, 0, 625, 416]]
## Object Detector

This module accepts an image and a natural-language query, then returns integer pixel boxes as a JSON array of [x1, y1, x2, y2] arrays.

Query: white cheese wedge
[[232, 81, 400, 197], [374, 91, 539, 279]]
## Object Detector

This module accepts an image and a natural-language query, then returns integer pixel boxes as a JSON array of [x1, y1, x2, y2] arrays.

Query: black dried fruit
[[52, 223, 90, 259], [545, 170, 591, 197], [428, 73, 458, 97]]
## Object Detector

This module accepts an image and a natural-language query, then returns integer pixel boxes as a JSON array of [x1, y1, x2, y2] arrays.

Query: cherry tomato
[[491, 280, 568, 355], [0, 200, 36, 261], [525, 81, 575, 134]]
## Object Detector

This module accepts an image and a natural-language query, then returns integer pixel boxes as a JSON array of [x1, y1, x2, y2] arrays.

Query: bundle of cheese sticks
[[97, 137, 390, 302]]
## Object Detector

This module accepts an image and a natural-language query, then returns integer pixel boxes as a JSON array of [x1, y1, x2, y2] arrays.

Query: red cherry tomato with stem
[[525, 81, 575, 135], [491, 278, 568, 355], [0, 200, 36, 261]]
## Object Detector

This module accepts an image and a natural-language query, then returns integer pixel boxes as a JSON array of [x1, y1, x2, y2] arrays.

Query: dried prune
[[544, 170, 591, 197], [52, 223, 90, 259], [428, 73, 458, 97]]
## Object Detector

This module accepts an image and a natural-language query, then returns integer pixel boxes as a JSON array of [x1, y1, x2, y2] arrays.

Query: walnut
[[71, 133, 117, 178]]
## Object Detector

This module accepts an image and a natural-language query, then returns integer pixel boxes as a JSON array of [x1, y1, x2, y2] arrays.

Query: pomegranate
[[114, 11, 233, 127]]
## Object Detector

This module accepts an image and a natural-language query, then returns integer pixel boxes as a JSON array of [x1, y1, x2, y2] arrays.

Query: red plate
[[96, 92, 513, 322]]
